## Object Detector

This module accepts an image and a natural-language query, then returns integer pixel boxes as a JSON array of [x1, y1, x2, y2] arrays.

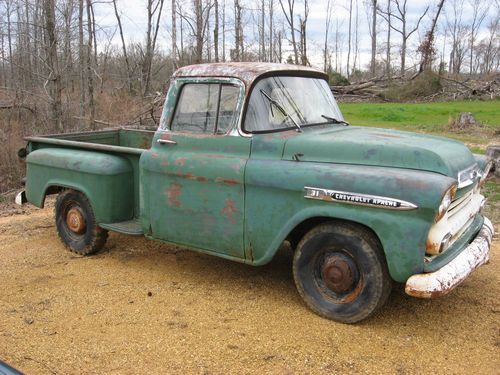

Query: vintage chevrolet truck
[[16, 63, 494, 323]]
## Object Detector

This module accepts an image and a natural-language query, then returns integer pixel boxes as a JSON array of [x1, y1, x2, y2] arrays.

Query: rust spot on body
[[174, 157, 187, 166], [370, 132, 403, 139], [215, 177, 239, 185], [165, 183, 182, 207], [221, 198, 238, 224], [175, 172, 208, 182]]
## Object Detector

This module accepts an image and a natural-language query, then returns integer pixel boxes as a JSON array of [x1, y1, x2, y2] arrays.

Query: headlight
[[479, 160, 493, 187], [435, 185, 457, 222]]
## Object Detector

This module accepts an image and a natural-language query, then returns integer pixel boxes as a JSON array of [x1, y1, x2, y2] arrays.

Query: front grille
[[448, 189, 474, 218], [426, 183, 484, 257]]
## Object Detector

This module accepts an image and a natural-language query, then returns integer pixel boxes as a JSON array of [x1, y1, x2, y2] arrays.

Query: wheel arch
[[251, 207, 387, 266], [286, 216, 383, 252]]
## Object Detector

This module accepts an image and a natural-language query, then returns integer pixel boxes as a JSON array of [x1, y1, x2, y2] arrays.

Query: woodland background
[[0, 0, 499, 193]]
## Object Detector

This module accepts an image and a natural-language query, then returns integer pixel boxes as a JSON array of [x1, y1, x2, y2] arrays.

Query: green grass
[[339, 100, 500, 148], [482, 177, 500, 226], [339, 100, 500, 129]]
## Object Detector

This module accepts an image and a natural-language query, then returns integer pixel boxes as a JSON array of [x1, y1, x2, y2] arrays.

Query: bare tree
[[222, 0, 226, 61], [416, 0, 445, 74], [446, 0, 467, 74], [378, 0, 429, 76], [323, 0, 333, 72], [279, 0, 299, 64], [385, 0, 391, 76], [268, 0, 274, 62], [214, 0, 219, 62], [86, 0, 95, 128], [259, 0, 266, 61], [43, 0, 63, 131], [468, 0, 488, 74], [234, 0, 244, 61], [478, 6, 500, 74], [370, 0, 377, 76], [113, 0, 133, 92], [347, 0, 353, 76], [171, 0, 177, 67], [298, 0, 309, 65], [142, 0, 165, 95]]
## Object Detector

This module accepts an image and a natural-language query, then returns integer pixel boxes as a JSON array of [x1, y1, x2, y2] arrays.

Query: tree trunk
[[195, 0, 203, 63], [44, 0, 63, 131], [78, 0, 86, 120], [86, 0, 95, 129], [269, 0, 273, 62], [347, 0, 353, 76], [386, 0, 391, 77], [370, 0, 377, 76], [113, 0, 133, 93], [222, 0, 226, 61], [214, 0, 219, 62], [279, 0, 298, 64], [172, 0, 177, 68], [234, 0, 242, 60]]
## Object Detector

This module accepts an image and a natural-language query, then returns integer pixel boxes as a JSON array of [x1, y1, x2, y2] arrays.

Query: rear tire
[[293, 221, 391, 323], [55, 189, 108, 255]]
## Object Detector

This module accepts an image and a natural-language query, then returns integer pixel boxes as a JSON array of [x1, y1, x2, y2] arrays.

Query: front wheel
[[55, 189, 108, 255], [293, 222, 392, 323]]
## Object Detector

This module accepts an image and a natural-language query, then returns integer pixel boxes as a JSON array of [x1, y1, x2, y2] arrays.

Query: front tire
[[293, 222, 391, 323], [55, 189, 108, 255]]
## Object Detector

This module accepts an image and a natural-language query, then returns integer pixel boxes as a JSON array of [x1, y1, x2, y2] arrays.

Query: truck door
[[142, 79, 250, 259]]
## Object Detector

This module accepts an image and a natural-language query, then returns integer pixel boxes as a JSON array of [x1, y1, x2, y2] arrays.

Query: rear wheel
[[293, 222, 391, 323], [55, 189, 108, 255]]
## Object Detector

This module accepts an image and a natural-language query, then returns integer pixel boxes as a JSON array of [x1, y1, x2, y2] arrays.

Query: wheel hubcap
[[66, 207, 86, 234], [321, 254, 359, 294]]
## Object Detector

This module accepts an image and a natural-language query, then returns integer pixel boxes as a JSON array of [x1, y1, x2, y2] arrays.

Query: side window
[[217, 85, 239, 134], [171, 84, 219, 133], [171, 83, 240, 134]]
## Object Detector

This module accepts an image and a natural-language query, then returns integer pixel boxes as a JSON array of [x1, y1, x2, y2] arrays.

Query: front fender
[[245, 160, 457, 283]]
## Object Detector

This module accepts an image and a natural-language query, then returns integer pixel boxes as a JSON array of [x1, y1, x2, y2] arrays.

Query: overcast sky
[[94, 0, 497, 72]]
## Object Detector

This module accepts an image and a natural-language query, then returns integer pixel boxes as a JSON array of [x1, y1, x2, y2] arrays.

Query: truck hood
[[282, 126, 475, 178]]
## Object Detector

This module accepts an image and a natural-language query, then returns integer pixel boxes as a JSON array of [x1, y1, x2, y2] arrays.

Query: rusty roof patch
[[172, 62, 327, 87]]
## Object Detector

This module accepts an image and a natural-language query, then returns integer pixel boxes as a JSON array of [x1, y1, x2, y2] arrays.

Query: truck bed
[[25, 127, 156, 155], [24, 128, 157, 229]]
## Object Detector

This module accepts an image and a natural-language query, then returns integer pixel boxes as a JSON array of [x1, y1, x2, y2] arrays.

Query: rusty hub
[[66, 207, 86, 234], [321, 254, 358, 294]]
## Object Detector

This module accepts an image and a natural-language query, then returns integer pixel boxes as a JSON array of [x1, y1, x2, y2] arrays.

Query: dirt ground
[[0, 203, 498, 375]]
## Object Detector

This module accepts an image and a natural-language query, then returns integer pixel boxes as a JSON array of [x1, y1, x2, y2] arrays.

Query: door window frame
[[161, 77, 246, 137]]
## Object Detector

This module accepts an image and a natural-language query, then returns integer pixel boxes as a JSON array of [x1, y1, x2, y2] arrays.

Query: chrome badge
[[304, 187, 418, 210]]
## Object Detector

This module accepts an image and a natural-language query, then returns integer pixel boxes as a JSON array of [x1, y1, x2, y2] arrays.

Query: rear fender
[[26, 148, 134, 223]]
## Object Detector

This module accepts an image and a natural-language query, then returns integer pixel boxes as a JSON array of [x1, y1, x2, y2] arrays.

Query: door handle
[[157, 138, 177, 145]]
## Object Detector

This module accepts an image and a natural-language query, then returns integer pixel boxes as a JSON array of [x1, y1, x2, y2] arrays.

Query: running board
[[99, 219, 144, 236]]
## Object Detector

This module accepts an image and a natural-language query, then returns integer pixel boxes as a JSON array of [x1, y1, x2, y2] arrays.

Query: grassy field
[[339, 100, 500, 150]]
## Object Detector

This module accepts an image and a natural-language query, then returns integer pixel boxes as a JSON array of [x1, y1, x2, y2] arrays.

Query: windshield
[[244, 76, 344, 132]]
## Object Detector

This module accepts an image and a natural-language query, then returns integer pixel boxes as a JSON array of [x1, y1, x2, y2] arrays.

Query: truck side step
[[99, 219, 144, 236]]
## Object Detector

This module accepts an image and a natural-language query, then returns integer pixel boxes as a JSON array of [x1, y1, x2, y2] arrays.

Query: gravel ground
[[0, 205, 498, 374]]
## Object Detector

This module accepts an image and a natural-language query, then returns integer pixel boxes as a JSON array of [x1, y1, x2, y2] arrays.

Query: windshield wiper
[[321, 114, 349, 126], [260, 89, 302, 132]]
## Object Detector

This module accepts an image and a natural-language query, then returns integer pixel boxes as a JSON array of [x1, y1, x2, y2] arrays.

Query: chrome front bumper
[[405, 217, 494, 298]]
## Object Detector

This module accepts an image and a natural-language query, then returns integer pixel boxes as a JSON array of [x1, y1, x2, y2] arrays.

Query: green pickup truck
[[17, 63, 494, 323]]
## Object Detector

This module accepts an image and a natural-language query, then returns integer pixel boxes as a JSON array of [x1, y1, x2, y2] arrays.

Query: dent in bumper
[[405, 217, 493, 298]]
